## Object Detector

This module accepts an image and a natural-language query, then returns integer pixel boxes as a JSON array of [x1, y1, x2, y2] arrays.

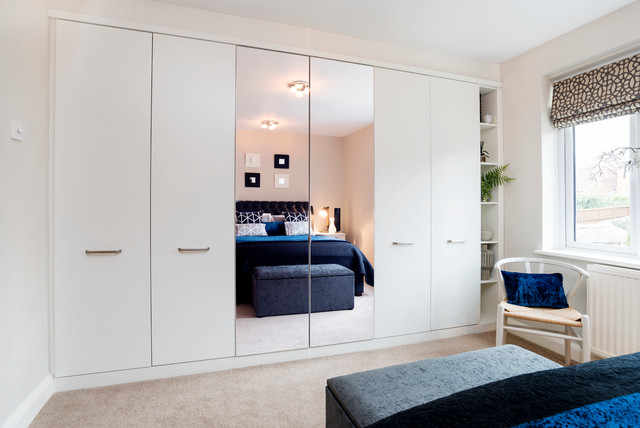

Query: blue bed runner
[[235, 234, 374, 303], [370, 351, 640, 427], [517, 392, 640, 428]]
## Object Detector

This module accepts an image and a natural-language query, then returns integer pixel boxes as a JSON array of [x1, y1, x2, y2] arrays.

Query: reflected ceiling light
[[260, 120, 279, 130], [288, 80, 310, 97]]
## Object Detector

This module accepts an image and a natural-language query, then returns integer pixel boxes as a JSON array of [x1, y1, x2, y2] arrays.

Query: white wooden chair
[[495, 257, 591, 365]]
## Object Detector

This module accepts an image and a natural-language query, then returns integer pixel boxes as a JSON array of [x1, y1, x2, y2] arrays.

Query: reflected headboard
[[235, 200, 310, 215]]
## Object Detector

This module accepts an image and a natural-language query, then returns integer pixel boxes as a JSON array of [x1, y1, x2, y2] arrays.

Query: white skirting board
[[1, 375, 53, 428], [54, 323, 495, 392], [4, 323, 502, 426]]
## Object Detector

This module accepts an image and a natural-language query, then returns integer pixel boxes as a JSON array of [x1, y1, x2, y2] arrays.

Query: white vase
[[329, 217, 337, 233], [481, 244, 494, 280], [481, 228, 494, 241]]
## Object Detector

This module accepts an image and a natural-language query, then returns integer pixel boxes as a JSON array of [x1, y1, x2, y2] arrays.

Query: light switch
[[11, 120, 24, 141]]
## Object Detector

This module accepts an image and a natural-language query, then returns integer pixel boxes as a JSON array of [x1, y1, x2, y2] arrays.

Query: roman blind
[[550, 53, 640, 129]]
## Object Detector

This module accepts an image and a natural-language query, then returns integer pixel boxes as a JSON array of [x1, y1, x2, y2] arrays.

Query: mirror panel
[[309, 58, 375, 347], [235, 47, 310, 355]]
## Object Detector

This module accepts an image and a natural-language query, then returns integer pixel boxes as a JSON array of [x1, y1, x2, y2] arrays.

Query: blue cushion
[[502, 270, 569, 308], [265, 221, 286, 236]]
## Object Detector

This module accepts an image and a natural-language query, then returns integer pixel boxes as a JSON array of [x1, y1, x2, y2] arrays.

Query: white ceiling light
[[288, 80, 310, 97], [260, 119, 279, 130]]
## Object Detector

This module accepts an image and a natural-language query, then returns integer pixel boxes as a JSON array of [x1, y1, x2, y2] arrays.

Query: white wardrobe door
[[53, 20, 151, 376], [430, 77, 480, 330], [151, 34, 236, 365], [374, 68, 431, 338]]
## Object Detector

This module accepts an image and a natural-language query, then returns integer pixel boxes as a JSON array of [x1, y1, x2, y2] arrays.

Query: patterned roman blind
[[550, 53, 640, 129]]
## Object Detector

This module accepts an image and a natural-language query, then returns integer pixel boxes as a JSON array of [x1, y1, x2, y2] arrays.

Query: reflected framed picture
[[244, 172, 260, 188], [245, 153, 261, 168], [274, 173, 289, 189], [274, 154, 289, 169]]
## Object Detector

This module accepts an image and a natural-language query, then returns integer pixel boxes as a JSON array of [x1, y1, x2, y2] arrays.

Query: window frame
[[559, 114, 640, 256]]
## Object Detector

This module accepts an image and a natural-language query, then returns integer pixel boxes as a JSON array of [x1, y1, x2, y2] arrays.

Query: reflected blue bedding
[[235, 235, 374, 304]]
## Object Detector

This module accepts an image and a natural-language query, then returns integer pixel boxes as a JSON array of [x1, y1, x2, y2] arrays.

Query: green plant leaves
[[481, 164, 515, 201]]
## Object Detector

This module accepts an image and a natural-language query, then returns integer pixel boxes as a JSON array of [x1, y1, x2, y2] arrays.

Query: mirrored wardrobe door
[[309, 57, 375, 347], [235, 47, 311, 356]]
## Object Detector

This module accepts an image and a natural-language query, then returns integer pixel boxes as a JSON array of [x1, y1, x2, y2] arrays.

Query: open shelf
[[479, 86, 503, 328], [480, 122, 498, 130]]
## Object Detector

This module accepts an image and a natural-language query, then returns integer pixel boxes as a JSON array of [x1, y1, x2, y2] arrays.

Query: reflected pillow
[[502, 270, 568, 309], [282, 212, 308, 222], [235, 223, 267, 237], [235, 210, 263, 224], [265, 221, 286, 236], [284, 221, 310, 236]]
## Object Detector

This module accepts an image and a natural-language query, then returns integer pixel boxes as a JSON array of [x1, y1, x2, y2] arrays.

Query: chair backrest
[[494, 257, 589, 306]]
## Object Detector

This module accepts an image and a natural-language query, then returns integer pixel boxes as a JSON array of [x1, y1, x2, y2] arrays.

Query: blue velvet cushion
[[502, 270, 569, 308], [265, 221, 286, 236]]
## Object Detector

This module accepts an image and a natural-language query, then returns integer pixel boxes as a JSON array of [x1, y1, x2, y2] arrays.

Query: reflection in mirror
[[235, 47, 310, 356], [310, 58, 375, 347]]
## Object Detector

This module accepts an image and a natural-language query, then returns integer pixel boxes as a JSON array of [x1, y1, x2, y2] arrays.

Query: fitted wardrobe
[[52, 19, 482, 378]]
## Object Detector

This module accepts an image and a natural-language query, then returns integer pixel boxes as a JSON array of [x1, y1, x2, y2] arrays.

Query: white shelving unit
[[479, 86, 504, 325]]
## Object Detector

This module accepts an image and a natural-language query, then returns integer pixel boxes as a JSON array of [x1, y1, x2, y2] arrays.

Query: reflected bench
[[252, 264, 354, 317]]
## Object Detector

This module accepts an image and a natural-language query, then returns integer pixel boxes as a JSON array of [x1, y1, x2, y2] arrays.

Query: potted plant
[[481, 164, 515, 202]]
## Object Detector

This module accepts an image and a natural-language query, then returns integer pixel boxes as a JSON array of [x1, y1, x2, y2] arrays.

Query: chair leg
[[496, 304, 506, 346], [581, 314, 591, 363], [564, 326, 571, 366]]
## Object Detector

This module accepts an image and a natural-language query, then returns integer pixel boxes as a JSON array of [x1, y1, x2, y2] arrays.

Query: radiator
[[587, 264, 640, 358]]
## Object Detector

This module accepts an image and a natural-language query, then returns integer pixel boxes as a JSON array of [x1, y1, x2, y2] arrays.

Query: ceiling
[[236, 47, 373, 137], [152, 0, 636, 63]]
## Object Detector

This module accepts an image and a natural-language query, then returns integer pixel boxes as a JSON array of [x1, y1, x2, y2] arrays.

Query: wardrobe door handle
[[178, 247, 211, 253], [85, 249, 122, 255], [392, 241, 415, 245], [446, 240, 467, 244]]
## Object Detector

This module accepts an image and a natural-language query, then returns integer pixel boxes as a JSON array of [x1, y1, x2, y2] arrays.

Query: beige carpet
[[236, 285, 375, 355], [31, 332, 567, 428]]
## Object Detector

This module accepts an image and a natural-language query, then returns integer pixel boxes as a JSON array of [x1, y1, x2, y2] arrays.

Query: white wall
[[343, 125, 375, 263], [44, 0, 500, 82], [0, 0, 51, 425], [310, 135, 345, 232], [501, 1, 640, 314], [236, 130, 347, 231]]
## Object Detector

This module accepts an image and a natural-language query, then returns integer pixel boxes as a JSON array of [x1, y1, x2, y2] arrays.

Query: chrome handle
[[447, 240, 467, 244], [178, 247, 210, 253], [392, 241, 415, 245], [85, 249, 122, 255]]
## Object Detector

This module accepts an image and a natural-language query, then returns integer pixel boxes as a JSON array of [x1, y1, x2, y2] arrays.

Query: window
[[561, 113, 640, 254]]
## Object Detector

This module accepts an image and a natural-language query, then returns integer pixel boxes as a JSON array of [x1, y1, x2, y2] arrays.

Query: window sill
[[535, 248, 640, 270]]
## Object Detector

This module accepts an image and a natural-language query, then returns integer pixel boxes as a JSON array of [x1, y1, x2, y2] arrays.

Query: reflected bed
[[235, 235, 374, 304], [235, 200, 374, 305]]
